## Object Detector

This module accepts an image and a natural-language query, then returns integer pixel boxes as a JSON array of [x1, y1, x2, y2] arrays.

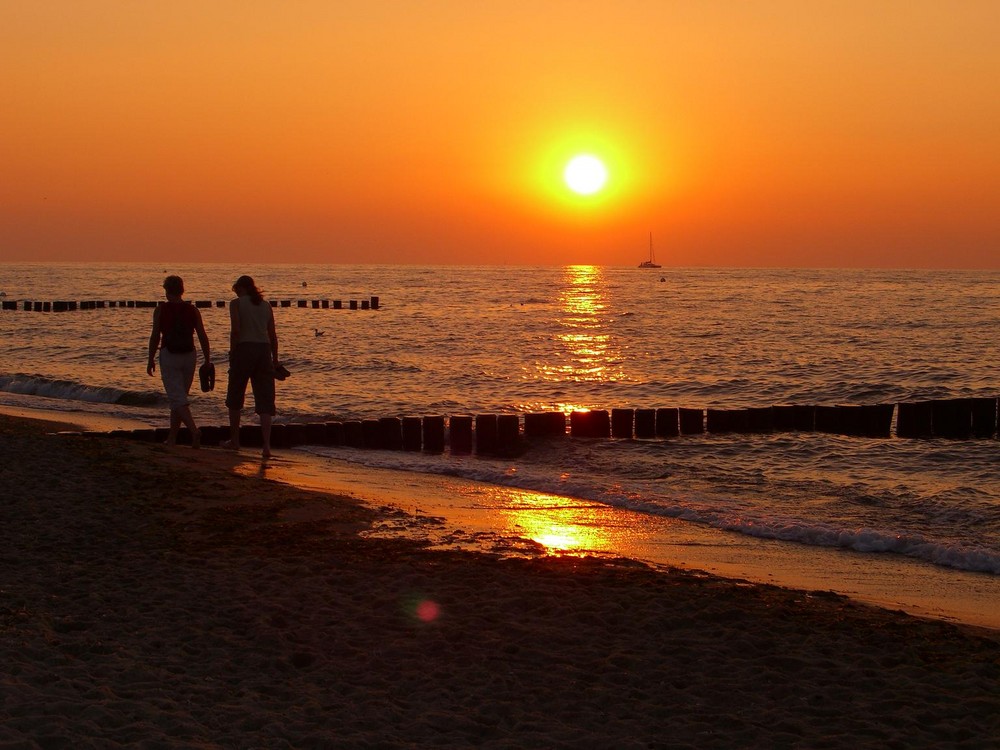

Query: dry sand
[[1, 414, 999, 749]]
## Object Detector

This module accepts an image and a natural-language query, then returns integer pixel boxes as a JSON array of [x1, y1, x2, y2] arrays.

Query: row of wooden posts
[[97, 397, 999, 453], [0, 297, 380, 312]]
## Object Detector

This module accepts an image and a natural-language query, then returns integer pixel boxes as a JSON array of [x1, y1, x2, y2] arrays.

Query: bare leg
[[227, 407, 242, 450], [166, 409, 181, 446], [175, 404, 200, 448], [261, 414, 273, 459], [170, 405, 201, 448]]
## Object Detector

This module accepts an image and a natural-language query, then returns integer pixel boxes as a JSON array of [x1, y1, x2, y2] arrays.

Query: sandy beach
[[2, 413, 999, 748]]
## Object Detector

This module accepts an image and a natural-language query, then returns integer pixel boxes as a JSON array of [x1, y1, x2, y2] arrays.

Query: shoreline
[[3, 401, 998, 631], [270, 447, 1000, 631], [2, 412, 999, 746]]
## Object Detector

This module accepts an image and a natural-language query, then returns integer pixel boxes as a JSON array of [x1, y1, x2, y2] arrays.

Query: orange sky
[[2, 1, 998, 267]]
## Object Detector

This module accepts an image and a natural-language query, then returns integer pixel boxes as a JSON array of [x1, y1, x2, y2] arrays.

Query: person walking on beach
[[225, 274, 279, 459], [146, 275, 211, 447]]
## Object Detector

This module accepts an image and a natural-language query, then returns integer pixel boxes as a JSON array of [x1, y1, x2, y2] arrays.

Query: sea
[[2, 263, 999, 586]]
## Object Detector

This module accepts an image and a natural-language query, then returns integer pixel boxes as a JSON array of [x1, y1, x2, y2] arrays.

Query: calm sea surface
[[2, 263, 999, 577]]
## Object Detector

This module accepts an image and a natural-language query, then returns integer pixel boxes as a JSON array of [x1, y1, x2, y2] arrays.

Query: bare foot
[[262, 448, 272, 460], [191, 428, 201, 449], [220, 439, 240, 451]]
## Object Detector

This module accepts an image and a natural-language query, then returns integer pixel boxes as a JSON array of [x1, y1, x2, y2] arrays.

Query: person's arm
[[268, 307, 279, 365], [194, 308, 211, 363], [146, 307, 161, 376], [229, 299, 240, 354]]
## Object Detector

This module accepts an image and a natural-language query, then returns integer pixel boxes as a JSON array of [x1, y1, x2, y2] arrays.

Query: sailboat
[[638, 232, 661, 268]]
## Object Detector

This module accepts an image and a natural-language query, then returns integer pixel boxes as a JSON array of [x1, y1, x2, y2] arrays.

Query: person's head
[[232, 274, 263, 304], [163, 275, 184, 297]]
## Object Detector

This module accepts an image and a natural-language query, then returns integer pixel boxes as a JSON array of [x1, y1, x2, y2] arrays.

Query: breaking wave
[[0, 373, 164, 407]]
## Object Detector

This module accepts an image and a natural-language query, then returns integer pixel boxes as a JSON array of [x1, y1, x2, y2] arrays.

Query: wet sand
[[1, 413, 999, 748], [268, 447, 1000, 631]]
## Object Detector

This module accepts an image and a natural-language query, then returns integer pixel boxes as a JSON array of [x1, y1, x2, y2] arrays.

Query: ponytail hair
[[233, 275, 264, 305]]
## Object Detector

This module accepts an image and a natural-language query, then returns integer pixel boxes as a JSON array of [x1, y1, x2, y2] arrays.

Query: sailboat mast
[[649, 232, 654, 263]]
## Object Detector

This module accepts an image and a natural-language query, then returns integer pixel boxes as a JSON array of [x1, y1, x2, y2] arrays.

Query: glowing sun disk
[[563, 155, 607, 195]]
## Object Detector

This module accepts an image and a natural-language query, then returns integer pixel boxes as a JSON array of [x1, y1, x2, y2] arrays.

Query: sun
[[563, 154, 608, 195]]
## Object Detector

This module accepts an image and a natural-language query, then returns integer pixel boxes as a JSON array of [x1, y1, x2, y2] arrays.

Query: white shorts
[[159, 349, 197, 410]]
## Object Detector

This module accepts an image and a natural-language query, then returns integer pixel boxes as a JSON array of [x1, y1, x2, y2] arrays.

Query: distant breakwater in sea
[[0, 296, 380, 312]]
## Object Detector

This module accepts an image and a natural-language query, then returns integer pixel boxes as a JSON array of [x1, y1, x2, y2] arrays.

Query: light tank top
[[236, 295, 271, 344]]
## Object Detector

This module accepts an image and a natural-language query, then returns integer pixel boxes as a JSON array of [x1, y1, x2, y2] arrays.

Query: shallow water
[[2, 263, 998, 579]]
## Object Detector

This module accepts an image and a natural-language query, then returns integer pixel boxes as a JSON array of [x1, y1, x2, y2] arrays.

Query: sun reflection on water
[[481, 485, 615, 556], [534, 265, 625, 387]]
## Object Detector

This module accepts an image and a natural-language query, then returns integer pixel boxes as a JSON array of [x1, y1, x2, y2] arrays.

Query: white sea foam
[[0, 374, 163, 407]]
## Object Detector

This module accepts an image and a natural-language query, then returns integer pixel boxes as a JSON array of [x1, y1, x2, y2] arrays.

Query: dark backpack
[[161, 303, 195, 354]]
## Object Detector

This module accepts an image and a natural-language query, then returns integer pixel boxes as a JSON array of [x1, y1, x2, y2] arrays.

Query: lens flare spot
[[415, 599, 440, 622]]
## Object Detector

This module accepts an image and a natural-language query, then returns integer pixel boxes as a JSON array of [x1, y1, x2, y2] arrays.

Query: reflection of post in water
[[540, 265, 625, 384]]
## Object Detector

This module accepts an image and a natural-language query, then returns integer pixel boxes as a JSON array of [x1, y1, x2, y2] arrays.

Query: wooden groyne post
[[679, 408, 704, 435], [611, 408, 634, 439], [656, 408, 679, 437], [423, 416, 445, 453], [378, 417, 403, 450], [972, 398, 998, 438], [475, 414, 498, 454], [402, 416, 422, 451], [496, 414, 521, 455], [635, 408, 656, 439], [524, 412, 566, 438], [570, 410, 611, 438], [449, 415, 473, 454]]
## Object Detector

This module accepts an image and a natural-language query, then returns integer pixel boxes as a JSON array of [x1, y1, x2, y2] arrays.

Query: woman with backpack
[[146, 275, 212, 447]]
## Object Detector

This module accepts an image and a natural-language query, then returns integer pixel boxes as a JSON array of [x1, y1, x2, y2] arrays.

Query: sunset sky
[[2, 1, 998, 267]]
